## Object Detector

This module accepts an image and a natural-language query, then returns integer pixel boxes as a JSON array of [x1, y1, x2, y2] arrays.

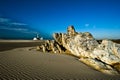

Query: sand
[[0, 40, 44, 51], [0, 40, 120, 79]]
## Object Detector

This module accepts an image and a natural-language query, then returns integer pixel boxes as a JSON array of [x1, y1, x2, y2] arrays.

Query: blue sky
[[0, 0, 120, 39]]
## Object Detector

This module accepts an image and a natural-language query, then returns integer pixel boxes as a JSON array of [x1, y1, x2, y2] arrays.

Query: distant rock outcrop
[[37, 25, 120, 75]]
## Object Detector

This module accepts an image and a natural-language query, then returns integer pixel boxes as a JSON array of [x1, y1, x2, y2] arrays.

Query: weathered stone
[[79, 58, 119, 75], [53, 33, 62, 45], [36, 46, 41, 51], [67, 25, 77, 36], [112, 63, 120, 73], [37, 25, 120, 75], [41, 45, 46, 53], [38, 39, 66, 54]]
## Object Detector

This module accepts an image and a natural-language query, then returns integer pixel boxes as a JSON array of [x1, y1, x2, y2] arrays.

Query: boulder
[[60, 26, 120, 74], [37, 25, 120, 75]]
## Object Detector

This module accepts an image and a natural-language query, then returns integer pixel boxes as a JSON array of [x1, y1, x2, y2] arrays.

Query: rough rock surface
[[37, 25, 120, 75], [37, 40, 66, 54]]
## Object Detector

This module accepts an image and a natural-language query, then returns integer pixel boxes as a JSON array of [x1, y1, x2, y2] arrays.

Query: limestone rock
[[53, 33, 62, 45], [36, 46, 41, 51], [37, 25, 120, 75], [37, 40, 66, 54], [61, 31, 98, 57], [57, 26, 120, 75], [79, 58, 119, 75], [67, 25, 77, 36]]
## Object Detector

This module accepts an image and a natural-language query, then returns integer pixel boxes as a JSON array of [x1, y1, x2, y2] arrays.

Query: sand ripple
[[0, 47, 120, 79]]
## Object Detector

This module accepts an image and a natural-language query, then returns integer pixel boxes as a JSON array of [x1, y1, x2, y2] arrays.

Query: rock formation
[[37, 25, 120, 75], [37, 40, 66, 54]]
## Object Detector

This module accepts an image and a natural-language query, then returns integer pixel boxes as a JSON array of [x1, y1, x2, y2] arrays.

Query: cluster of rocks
[[37, 25, 120, 75], [37, 40, 66, 54]]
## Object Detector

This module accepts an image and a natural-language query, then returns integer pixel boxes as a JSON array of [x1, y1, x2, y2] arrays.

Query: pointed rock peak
[[83, 32, 94, 39], [67, 25, 76, 36]]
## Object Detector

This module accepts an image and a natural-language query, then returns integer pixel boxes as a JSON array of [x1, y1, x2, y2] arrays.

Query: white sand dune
[[0, 47, 120, 79]]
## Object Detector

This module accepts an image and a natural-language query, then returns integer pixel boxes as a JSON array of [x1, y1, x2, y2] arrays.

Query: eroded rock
[[37, 25, 120, 75]]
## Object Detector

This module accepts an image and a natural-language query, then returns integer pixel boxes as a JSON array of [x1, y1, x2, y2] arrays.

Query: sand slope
[[0, 47, 120, 80]]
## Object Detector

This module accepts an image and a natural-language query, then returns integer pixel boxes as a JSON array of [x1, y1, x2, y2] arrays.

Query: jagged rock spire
[[67, 25, 76, 36]]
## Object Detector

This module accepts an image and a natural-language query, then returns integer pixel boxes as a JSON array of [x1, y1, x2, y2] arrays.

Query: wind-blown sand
[[0, 40, 120, 79]]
